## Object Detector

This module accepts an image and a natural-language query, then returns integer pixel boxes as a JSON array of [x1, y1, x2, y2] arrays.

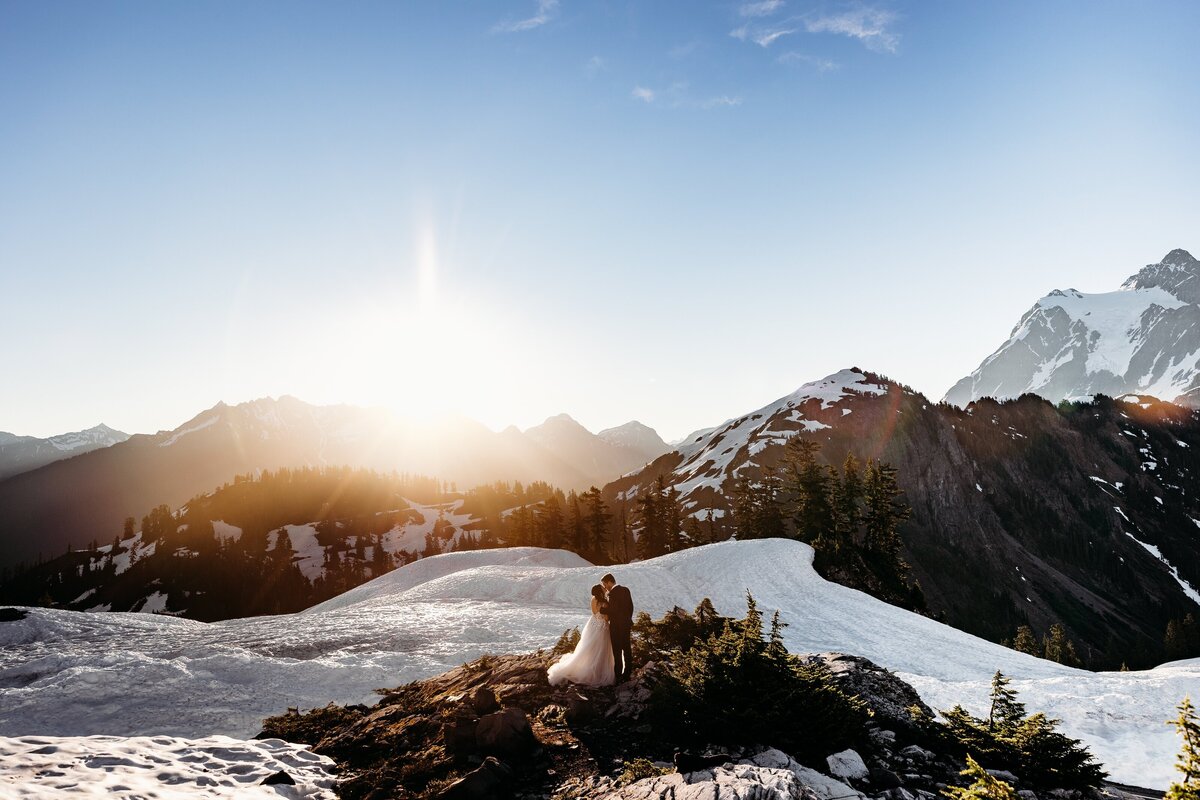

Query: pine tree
[[1167, 696, 1200, 800], [863, 460, 909, 561], [580, 487, 612, 560], [535, 494, 566, 550], [987, 671, 1026, 733], [782, 439, 834, 547], [831, 453, 863, 550], [944, 755, 1019, 800], [1012, 625, 1040, 656], [636, 483, 665, 559]]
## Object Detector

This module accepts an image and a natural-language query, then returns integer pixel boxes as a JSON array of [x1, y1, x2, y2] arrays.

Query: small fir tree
[[1166, 696, 1200, 800]]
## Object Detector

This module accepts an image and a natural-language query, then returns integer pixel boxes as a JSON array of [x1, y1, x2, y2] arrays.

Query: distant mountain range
[[946, 248, 1200, 407], [605, 368, 1200, 666], [0, 397, 667, 569], [0, 424, 128, 481]]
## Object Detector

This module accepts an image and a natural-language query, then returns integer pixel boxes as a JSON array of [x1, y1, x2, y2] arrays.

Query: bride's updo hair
[[591, 584, 606, 601]]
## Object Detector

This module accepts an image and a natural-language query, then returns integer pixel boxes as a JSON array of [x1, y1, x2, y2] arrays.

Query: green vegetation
[[943, 755, 1018, 800], [616, 758, 671, 786], [643, 593, 869, 766], [1167, 696, 1200, 800], [940, 671, 1105, 791], [731, 439, 920, 610], [1003, 623, 1083, 667]]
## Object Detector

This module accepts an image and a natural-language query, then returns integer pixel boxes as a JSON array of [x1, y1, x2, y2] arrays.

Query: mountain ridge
[[946, 248, 1200, 407], [602, 366, 1200, 667], [0, 397, 668, 571], [0, 423, 129, 481]]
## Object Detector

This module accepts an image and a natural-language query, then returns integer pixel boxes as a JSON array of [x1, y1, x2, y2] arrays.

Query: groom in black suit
[[601, 573, 634, 683]]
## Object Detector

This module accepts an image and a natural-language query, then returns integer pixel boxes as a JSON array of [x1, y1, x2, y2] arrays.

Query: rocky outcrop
[[260, 651, 1102, 800]]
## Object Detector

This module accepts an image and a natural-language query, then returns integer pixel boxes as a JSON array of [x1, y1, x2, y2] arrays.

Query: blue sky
[[2, 1, 1199, 441]]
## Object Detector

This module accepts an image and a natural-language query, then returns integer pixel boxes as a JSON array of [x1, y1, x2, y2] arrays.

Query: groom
[[601, 573, 634, 683]]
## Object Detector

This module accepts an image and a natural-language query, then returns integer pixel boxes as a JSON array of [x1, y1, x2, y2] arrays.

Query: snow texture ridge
[[1, 539, 1196, 789]]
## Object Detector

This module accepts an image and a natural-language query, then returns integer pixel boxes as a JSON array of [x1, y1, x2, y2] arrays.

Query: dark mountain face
[[604, 369, 1200, 666], [0, 424, 128, 481], [0, 398, 666, 571]]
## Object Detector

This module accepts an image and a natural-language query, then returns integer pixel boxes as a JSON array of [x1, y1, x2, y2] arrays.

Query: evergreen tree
[[636, 484, 665, 559], [862, 460, 909, 562], [580, 487, 612, 560], [831, 453, 863, 551], [663, 485, 683, 553], [1012, 625, 1040, 656], [122, 517, 136, 541], [565, 490, 585, 553], [944, 755, 1019, 800], [988, 671, 1026, 732], [782, 439, 834, 547], [1042, 624, 1081, 666], [535, 494, 566, 550], [1167, 696, 1200, 800]]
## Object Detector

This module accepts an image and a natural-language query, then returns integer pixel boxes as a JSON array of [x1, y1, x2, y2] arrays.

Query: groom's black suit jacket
[[606, 585, 633, 630]]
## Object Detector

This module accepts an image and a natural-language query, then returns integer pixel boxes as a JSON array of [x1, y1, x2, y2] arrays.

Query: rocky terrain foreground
[[258, 649, 1113, 800]]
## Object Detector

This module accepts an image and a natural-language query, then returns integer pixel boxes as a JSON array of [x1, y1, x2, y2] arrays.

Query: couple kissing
[[547, 573, 634, 687]]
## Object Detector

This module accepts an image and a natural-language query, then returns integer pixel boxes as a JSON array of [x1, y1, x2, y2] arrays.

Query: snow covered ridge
[[945, 248, 1200, 407], [1, 540, 1195, 789], [669, 368, 892, 503], [0, 423, 129, 481]]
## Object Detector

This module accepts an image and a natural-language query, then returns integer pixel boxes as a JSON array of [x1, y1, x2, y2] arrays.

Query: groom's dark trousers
[[607, 584, 634, 682]]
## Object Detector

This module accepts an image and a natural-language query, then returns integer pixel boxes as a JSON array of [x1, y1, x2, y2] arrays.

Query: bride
[[548, 585, 615, 687]]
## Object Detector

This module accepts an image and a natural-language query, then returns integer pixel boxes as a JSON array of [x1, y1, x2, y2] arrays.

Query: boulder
[[564, 692, 594, 723], [444, 717, 478, 756], [475, 707, 534, 759], [826, 749, 869, 782], [869, 767, 903, 789], [899, 744, 933, 762], [260, 769, 296, 785], [601, 763, 817, 800], [468, 686, 500, 716], [438, 756, 513, 800], [799, 654, 933, 733]]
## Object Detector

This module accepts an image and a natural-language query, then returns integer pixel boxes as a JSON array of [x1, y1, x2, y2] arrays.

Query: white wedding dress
[[547, 611, 616, 687]]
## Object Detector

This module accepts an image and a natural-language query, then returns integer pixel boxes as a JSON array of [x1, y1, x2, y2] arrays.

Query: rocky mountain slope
[[0, 423, 127, 481], [946, 248, 1200, 407], [0, 397, 666, 570], [603, 368, 1200, 667]]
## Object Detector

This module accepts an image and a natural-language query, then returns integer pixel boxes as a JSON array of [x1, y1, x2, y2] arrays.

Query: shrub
[[617, 758, 671, 786], [552, 627, 581, 656], [940, 672, 1105, 791], [632, 598, 730, 664], [645, 593, 868, 765]]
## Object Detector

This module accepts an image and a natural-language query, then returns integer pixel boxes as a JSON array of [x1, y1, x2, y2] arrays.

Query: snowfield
[[1, 540, 1196, 793]]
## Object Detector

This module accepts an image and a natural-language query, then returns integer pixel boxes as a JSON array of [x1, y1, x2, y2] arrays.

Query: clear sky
[[2, 1, 1198, 441]]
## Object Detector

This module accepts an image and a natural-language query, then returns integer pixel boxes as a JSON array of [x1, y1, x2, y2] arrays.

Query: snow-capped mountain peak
[[665, 368, 893, 505], [1120, 248, 1200, 302], [946, 249, 1200, 407], [0, 423, 130, 481], [596, 420, 669, 458]]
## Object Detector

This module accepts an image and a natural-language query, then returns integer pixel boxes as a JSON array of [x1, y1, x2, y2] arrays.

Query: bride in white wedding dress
[[547, 585, 616, 687]]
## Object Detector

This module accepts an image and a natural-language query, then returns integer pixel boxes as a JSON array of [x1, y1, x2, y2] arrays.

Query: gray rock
[[826, 749, 870, 782]]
